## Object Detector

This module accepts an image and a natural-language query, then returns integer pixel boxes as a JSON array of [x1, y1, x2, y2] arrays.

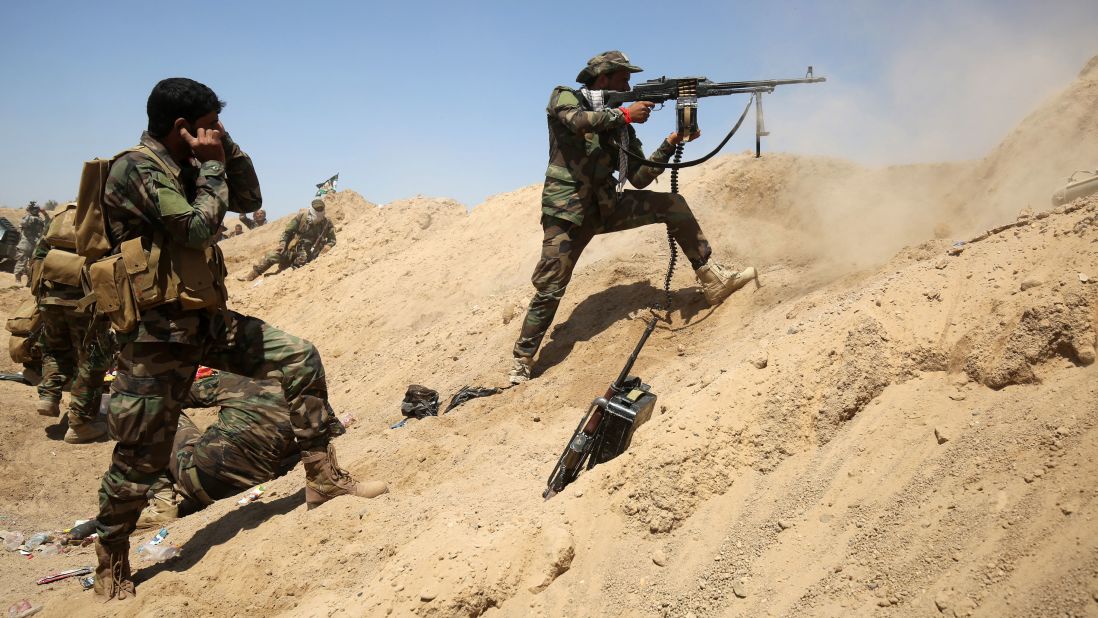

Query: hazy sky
[[1, 1, 1095, 217]]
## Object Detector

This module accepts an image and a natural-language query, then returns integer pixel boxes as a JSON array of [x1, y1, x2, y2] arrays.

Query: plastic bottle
[[2, 532, 24, 551], [135, 543, 179, 562], [24, 533, 50, 551], [149, 527, 169, 545], [237, 485, 265, 506]]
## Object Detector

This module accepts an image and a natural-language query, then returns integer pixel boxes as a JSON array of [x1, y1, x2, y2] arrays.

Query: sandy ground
[[0, 58, 1097, 618]]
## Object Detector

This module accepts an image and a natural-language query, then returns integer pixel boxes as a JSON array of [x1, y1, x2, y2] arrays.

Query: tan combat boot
[[64, 416, 108, 444], [303, 443, 388, 510], [695, 263, 758, 306], [94, 539, 135, 601], [136, 482, 179, 529], [36, 398, 61, 417], [508, 356, 533, 385]]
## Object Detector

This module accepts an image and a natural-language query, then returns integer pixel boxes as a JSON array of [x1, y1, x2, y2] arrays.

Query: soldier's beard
[[307, 207, 326, 224]]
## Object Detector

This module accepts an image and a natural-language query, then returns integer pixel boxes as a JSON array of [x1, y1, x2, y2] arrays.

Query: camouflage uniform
[[32, 238, 111, 427], [170, 372, 307, 506], [513, 55, 714, 360], [94, 131, 339, 548], [15, 209, 49, 281], [247, 206, 334, 277]]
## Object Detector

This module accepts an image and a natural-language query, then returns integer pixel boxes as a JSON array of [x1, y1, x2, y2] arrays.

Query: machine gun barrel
[[603, 68, 825, 107]]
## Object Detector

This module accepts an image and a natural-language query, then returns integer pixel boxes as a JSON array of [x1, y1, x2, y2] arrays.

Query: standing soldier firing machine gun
[[540, 52, 825, 497]]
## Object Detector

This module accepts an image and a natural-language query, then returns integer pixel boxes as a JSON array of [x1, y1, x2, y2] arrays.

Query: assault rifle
[[587, 66, 826, 157], [298, 219, 333, 266], [544, 318, 659, 498]]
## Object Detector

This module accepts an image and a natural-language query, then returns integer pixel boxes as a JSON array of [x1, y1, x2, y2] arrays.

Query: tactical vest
[[80, 145, 228, 332]]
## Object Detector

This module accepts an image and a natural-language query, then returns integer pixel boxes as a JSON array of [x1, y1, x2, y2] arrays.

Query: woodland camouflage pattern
[[103, 132, 261, 247], [35, 306, 109, 424], [96, 132, 337, 548], [170, 372, 305, 504], [514, 84, 714, 359], [250, 209, 336, 274], [32, 226, 109, 424]]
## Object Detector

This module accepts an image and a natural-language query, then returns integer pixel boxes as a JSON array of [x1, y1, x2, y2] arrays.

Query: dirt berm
[[0, 57, 1096, 617]]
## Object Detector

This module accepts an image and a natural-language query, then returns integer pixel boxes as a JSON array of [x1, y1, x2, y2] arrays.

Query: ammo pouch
[[169, 243, 228, 311], [87, 235, 228, 332], [41, 249, 86, 288], [88, 253, 139, 333]]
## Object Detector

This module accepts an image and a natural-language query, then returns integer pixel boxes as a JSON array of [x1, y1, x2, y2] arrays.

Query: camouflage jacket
[[104, 131, 262, 251], [542, 86, 677, 225], [18, 213, 49, 248], [181, 372, 296, 489], [280, 210, 335, 252]]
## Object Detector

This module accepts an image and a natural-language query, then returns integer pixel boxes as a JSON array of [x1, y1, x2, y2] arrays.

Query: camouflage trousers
[[514, 190, 712, 359], [252, 245, 310, 276], [96, 306, 335, 547], [37, 305, 110, 424]]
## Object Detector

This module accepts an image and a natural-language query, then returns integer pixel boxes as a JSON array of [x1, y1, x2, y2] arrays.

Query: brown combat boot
[[94, 539, 135, 601], [36, 398, 61, 417], [695, 263, 758, 306], [64, 416, 108, 444], [303, 443, 388, 510]]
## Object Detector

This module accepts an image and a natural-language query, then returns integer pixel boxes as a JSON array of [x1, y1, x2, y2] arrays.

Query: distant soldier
[[228, 223, 244, 238], [14, 201, 50, 284], [239, 208, 267, 229], [508, 51, 757, 384], [237, 198, 334, 281], [31, 202, 110, 443], [136, 370, 387, 528]]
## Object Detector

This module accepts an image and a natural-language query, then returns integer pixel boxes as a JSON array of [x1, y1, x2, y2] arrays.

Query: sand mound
[[1, 58, 1097, 618]]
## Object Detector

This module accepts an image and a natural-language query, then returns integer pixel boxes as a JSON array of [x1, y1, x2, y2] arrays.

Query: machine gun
[[544, 317, 660, 498], [587, 66, 826, 158]]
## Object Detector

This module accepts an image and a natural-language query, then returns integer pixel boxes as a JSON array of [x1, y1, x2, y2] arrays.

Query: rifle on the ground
[[544, 318, 659, 498], [589, 67, 826, 158]]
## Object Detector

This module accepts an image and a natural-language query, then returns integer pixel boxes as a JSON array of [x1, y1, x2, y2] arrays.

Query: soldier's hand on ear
[[181, 126, 226, 163], [626, 101, 655, 124]]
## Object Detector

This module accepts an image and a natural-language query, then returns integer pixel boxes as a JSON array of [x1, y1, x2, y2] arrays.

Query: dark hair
[[146, 78, 226, 138]]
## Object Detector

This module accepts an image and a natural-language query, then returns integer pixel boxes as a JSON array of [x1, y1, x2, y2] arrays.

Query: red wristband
[[619, 106, 632, 123]]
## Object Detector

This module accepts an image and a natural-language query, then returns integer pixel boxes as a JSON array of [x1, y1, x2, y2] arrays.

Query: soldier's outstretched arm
[[550, 87, 627, 134], [624, 134, 678, 189], [221, 130, 262, 215]]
